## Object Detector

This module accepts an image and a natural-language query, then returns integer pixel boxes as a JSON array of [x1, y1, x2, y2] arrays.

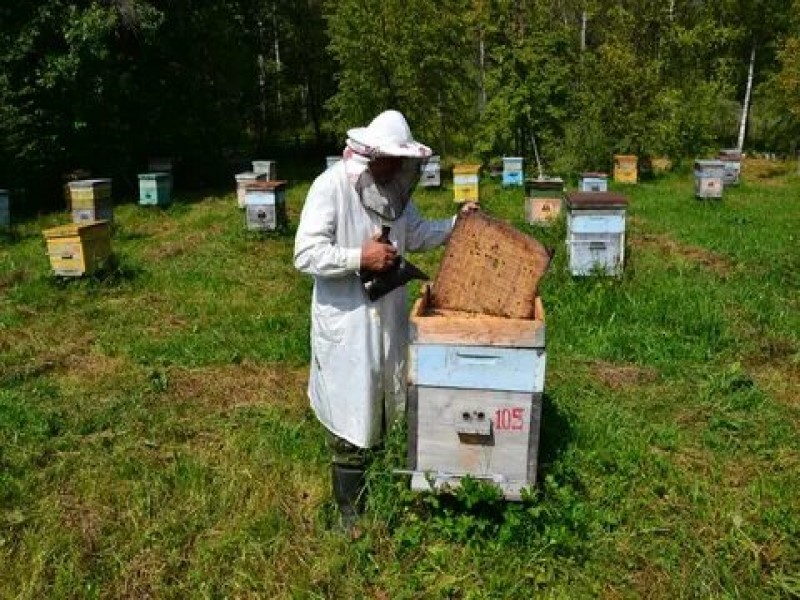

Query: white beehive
[[252, 160, 276, 179], [420, 155, 441, 187], [694, 159, 724, 199], [578, 172, 609, 193], [566, 192, 628, 276], [407, 287, 546, 501], [244, 180, 287, 231], [235, 172, 267, 208]]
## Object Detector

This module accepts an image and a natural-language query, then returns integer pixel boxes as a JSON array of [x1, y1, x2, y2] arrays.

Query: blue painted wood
[[502, 170, 524, 187], [411, 344, 546, 393], [138, 173, 172, 206], [570, 214, 625, 234]]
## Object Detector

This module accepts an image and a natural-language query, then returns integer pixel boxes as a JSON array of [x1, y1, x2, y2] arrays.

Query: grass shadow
[[536, 391, 573, 483]]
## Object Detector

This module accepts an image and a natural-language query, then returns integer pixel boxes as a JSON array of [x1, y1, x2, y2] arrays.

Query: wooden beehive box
[[502, 157, 524, 187], [452, 164, 480, 203], [524, 178, 564, 225], [430, 212, 551, 319], [244, 180, 287, 231], [68, 179, 113, 224], [566, 192, 628, 276], [613, 155, 638, 184], [718, 149, 742, 186], [420, 155, 441, 187], [138, 172, 173, 206], [408, 286, 546, 500], [252, 160, 276, 179], [43, 221, 112, 277], [694, 160, 724, 199], [578, 172, 609, 192]]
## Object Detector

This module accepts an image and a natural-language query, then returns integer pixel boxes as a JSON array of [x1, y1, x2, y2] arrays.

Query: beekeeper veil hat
[[343, 110, 432, 221]]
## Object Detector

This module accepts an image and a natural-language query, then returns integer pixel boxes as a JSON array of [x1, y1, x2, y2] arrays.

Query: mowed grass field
[[1, 160, 798, 598]]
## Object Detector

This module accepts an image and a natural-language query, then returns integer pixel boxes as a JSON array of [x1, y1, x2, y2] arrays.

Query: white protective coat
[[294, 161, 453, 448]]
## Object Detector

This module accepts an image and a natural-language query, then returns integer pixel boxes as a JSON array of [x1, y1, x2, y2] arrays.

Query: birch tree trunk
[[737, 44, 756, 152]]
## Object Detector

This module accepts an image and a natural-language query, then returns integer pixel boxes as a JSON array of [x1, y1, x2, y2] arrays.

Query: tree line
[[1, 0, 798, 210]]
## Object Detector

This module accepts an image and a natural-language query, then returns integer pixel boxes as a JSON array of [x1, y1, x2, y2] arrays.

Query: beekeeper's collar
[[343, 110, 431, 221]]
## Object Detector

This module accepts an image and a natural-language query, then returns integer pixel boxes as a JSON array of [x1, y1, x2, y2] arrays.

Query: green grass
[[1, 161, 799, 598]]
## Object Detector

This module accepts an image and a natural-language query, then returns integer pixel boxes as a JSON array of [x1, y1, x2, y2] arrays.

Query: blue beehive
[[502, 157, 524, 187], [138, 172, 172, 206]]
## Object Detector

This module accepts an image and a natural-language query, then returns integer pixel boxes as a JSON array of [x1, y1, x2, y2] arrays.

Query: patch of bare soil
[[634, 233, 734, 275], [742, 158, 796, 182], [588, 360, 660, 390], [166, 362, 308, 413]]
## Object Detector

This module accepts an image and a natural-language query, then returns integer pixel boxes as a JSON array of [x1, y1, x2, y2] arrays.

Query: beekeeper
[[294, 110, 475, 526]]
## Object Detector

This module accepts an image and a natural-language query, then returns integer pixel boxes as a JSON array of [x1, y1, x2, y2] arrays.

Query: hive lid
[[244, 180, 287, 191], [68, 178, 111, 189], [525, 177, 564, 191], [453, 164, 481, 175], [614, 154, 638, 160], [580, 171, 608, 178], [43, 220, 110, 238], [430, 211, 552, 320], [694, 159, 725, 168], [566, 191, 628, 209], [138, 172, 171, 180]]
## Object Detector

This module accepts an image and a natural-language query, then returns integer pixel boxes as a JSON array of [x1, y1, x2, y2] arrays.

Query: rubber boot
[[332, 464, 366, 531]]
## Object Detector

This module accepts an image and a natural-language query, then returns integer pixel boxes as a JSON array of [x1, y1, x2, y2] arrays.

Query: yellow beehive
[[453, 164, 480, 203], [613, 155, 638, 184], [43, 221, 112, 277]]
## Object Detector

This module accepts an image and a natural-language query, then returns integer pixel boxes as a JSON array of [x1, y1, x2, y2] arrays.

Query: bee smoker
[[360, 225, 429, 301]]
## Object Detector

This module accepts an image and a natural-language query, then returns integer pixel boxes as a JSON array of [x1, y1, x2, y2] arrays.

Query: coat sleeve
[[403, 201, 455, 253], [294, 174, 362, 277]]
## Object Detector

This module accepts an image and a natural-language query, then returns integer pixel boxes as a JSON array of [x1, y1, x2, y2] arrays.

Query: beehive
[[235, 172, 267, 208], [252, 160, 276, 179], [43, 221, 112, 277], [578, 172, 609, 193], [566, 192, 628, 276], [502, 157, 524, 187], [63, 169, 91, 208], [718, 149, 742, 186], [0, 189, 9, 229], [613, 155, 638, 184], [694, 160, 724, 199], [430, 211, 551, 319], [524, 178, 564, 225], [408, 285, 546, 500], [68, 179, 113, 224], [452, 164, 480, 203], [420, 155, 441, 187], [138, 172, 172, 206], [244, 180, 287, 231]]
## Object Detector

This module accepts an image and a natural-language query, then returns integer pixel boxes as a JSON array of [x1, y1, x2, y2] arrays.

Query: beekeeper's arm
[[294, 177, 395, 276], [403, 201, 454, 253]]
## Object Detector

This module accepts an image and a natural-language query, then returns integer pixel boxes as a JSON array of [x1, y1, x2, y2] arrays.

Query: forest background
[[1, 0, 799, 209]]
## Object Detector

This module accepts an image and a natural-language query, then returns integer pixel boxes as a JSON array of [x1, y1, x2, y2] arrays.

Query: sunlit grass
[[1, 161, 798, 597]]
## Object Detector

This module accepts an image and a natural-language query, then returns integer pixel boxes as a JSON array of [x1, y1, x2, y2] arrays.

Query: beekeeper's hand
[[361, 237, 397, 272], [460, 201, 480, 214]]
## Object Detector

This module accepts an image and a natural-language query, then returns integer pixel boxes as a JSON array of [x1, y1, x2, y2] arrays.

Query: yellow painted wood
[[43, 221, 112, 276], [453, 164, 481, 203], [613, 154, 638, 184]]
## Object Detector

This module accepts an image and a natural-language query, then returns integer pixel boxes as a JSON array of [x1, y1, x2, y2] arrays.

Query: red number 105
[[494, 407, 524, 431]]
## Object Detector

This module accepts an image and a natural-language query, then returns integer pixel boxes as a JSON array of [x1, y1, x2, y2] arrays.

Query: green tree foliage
[[0, 1, 798, 211]]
